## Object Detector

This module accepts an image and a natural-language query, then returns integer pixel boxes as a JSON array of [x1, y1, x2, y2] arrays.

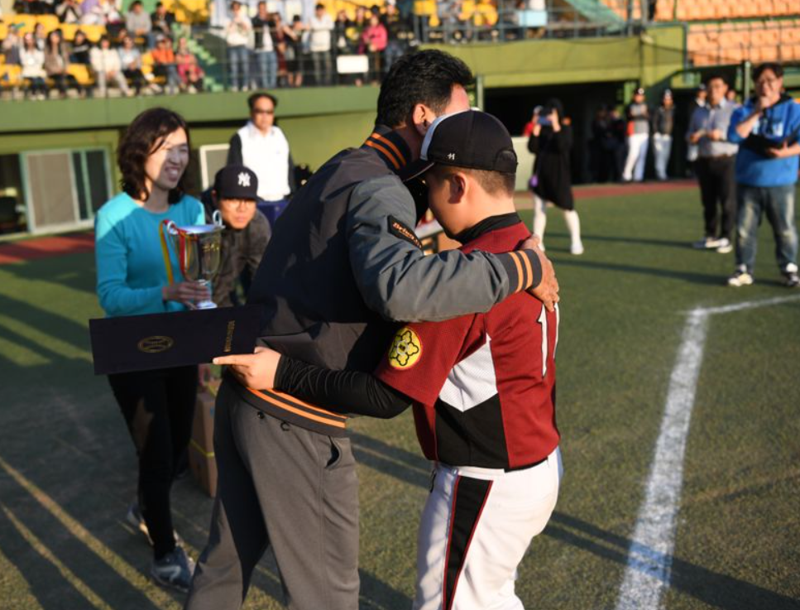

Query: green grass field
[[0, 186, 798, 610]]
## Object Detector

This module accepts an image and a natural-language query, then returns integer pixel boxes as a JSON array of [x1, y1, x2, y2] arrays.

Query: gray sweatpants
[[185, 381, 359, 610]]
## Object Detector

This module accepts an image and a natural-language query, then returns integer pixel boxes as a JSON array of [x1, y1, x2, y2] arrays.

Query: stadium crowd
[[0, 0, 563, 97]]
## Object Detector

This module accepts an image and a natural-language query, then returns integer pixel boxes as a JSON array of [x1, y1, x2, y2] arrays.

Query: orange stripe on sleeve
[[508, 252, 524, 293], [520, 251, 534, 290]]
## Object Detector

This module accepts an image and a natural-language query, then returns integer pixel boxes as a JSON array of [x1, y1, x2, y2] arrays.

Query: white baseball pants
[[623, 132, 649, 182], [413, 448, 562, 610]]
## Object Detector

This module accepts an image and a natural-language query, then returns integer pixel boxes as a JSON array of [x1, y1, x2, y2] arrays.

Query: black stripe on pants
[[108, 365, 197, 559], [696, 155, 737, 240], [443, 476, 493, 610]]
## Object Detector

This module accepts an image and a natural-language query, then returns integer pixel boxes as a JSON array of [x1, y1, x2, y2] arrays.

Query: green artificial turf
[[0, 186, 797, 609]]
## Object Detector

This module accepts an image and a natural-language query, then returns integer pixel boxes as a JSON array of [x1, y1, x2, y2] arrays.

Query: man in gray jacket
[[186, 49, 558, 610]]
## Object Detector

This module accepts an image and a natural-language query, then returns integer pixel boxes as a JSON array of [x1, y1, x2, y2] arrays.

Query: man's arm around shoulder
[[345, 175, 551, 323]]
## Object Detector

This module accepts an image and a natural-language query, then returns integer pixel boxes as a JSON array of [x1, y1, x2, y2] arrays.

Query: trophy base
[[196, 300, 217, 310]]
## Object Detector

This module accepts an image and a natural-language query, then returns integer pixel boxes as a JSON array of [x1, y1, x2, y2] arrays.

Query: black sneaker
[[151, 546, 195, 592]]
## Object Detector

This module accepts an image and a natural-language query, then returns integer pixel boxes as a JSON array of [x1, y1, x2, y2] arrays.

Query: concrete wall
[[423, 25, 686, 92]]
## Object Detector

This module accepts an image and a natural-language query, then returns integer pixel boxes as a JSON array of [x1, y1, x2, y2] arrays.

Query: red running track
[[0, 233, 95, 265]]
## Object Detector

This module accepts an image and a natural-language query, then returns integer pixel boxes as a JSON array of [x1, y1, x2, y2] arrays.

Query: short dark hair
[[376, 50, 473, 128], [118, 108, 191, 204], [430, 164, 516, 197], [704, 72, 727, 86], [753, 62, 783, 81], [315, 3, 324, 9], [248, 91, 277, 110]]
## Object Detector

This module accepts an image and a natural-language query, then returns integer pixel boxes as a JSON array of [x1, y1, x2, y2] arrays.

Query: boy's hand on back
[[519, 236, 559, 312]]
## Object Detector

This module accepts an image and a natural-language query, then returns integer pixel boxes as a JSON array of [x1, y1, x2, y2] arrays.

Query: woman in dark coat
[[528, 97, 584, 254]]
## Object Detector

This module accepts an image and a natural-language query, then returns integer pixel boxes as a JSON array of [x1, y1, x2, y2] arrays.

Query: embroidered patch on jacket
[[388, 216, 423, 250], [388, 327, 423, 369]]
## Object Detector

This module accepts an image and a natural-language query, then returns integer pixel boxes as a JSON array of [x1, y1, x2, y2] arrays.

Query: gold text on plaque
[[224, 321, 236, 353], [138, 336, 175, 354]]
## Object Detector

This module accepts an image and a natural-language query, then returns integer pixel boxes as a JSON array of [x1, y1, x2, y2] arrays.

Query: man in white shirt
[[227, 92, 296, 228], [224, 0, 252, 91], [308, 3, 333, 86]]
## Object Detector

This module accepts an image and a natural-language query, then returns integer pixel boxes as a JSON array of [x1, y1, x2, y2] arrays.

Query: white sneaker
[[693, 237, 720, 249], [716, 238, 733, 254], [570, 242, 584, 255], [727, 270, 754, 287]]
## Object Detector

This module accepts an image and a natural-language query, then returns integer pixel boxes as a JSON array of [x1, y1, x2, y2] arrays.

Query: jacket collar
[[361, 125, 413, 176]]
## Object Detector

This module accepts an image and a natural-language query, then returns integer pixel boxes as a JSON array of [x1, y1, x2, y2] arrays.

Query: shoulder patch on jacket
[[388, 215, 423, 250]]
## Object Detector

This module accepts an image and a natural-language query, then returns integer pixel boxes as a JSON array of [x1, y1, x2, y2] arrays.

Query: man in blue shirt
[[727, 62, 800, 288]]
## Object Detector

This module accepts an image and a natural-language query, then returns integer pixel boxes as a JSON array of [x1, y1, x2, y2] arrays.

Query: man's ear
[[411, 103, 436, 137]]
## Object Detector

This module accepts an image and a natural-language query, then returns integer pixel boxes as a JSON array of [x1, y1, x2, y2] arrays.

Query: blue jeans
[[735, 183, 798, 274], [227, 45, 250, 90], [257, 198, 289, 230], [254, 50, 277, 88]]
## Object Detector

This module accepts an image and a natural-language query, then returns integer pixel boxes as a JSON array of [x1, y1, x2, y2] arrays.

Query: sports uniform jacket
[[230, 126, 543, 436]]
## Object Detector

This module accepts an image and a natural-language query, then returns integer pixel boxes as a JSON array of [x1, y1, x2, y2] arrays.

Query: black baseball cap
[[403, 110, 517, 180], [214, 165, 258, 200]]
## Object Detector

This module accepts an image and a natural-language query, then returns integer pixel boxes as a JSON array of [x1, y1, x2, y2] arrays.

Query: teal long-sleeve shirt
[[95, 192, 205, 317]]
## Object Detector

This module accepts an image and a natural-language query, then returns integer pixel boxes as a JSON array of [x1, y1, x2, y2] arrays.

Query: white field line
[[615, 294, 800, 610]]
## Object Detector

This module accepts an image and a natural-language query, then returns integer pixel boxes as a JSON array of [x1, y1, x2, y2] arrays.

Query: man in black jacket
[[201, 165, 271, 308], [186, 50, 558, 610]]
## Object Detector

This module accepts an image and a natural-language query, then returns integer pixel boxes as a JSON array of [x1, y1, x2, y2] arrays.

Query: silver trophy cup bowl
[[163, 212, 224, 309]]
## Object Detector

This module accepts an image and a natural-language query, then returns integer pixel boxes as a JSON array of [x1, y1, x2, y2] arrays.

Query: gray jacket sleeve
[[346, 174, 541, 323]]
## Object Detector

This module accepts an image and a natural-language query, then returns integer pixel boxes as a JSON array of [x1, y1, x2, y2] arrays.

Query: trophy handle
[[159, 220, 192, 285], [160, 220, 179, 285], [212, 210, 224, 227]]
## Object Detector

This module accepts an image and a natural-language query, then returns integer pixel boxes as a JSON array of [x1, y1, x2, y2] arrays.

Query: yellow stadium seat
[[182, 0, 207, 12], [59, 23, 80, 41], [0, 23, 8, 40], [0, 64, 23, 88], [414, 0, 436, 16], [11, 15, 36, 36], [67, 64, 94, 86], [82, 24, 106, 43], [473, 0, 498, 27], [36, 14, 60, 33], [459, 0, 476, 20]]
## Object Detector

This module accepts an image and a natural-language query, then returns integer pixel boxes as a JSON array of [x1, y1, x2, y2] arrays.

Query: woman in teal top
[[94, 108, 205, 593]]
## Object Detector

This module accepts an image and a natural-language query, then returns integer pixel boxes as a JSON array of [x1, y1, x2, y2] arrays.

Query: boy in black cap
[[202, 164, 271, 307], [217, 111, 563, 610]]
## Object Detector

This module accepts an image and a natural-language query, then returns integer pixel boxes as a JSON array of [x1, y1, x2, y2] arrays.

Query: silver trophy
[[161, 211, 224, 309]]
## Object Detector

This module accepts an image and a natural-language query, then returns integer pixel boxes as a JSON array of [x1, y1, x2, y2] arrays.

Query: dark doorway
[[485, 81, 625, 184]]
